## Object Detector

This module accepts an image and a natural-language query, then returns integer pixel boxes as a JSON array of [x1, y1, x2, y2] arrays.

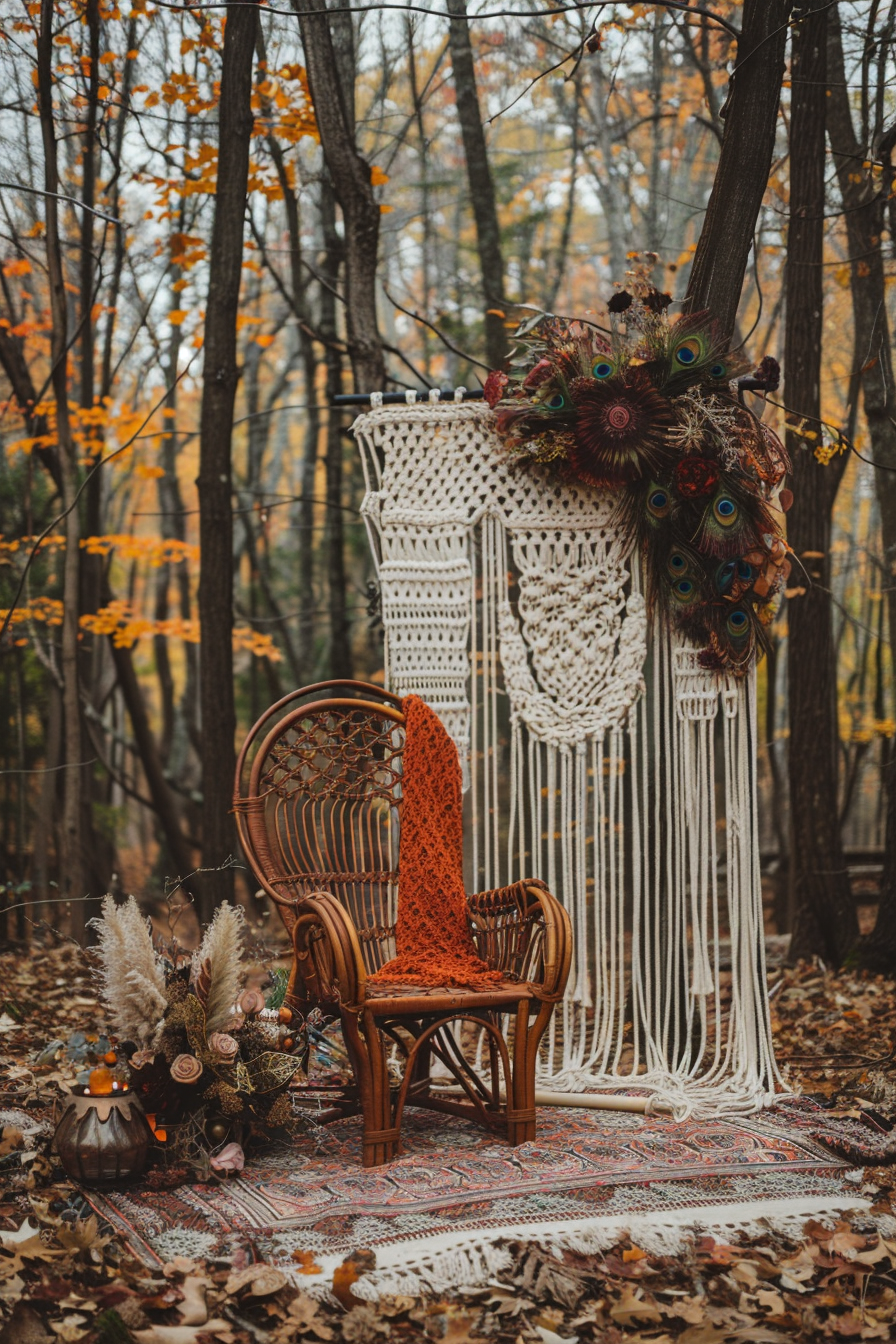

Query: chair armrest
[[288, 890, 368, 1010], [466, 880, 572, 999]]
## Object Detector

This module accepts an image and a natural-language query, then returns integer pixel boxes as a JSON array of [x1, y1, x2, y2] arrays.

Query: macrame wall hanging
[[354, 291, 788, 1120]]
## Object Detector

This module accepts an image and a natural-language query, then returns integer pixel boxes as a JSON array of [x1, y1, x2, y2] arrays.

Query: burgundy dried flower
[[567, 368, 674, 489], [607, 290, 633, 314], [483, 370, 509, 407], [643, 289, 673, 313], [522, 358, 554, 391], [673, 456, 720, 499], [753, 355, 780, 391]]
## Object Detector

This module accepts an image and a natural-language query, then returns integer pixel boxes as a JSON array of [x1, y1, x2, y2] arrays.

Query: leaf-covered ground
[[2, 938, 896, 1344]]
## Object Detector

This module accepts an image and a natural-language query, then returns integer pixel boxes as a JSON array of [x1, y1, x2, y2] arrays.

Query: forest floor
[[1, 936, 896, 1343]]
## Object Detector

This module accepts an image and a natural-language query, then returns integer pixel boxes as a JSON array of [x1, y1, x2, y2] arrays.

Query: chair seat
[[363, 978, 535, 1015]]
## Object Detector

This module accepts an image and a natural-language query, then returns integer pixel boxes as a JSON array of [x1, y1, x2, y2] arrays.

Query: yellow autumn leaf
[[168, 310, 188, 326]]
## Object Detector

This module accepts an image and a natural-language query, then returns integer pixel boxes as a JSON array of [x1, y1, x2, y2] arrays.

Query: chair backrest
[[234, 682, 405, 973]]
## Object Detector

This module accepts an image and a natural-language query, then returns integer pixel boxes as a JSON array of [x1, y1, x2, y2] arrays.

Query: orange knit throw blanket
[[368, 695, 503, 990]]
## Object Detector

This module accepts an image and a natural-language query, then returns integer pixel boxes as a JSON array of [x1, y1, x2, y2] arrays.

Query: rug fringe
[[336, 1196, 875, 1301]]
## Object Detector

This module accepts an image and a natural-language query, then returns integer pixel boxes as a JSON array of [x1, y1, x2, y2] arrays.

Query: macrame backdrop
[[355, 396, 781, 1119]]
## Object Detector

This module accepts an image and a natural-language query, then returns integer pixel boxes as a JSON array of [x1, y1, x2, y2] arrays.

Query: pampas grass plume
[[91, 895, 168, 1046], [195, 902, 247, 1034]]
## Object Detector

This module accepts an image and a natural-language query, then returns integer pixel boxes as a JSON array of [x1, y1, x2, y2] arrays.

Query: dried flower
[[607, 290, 633, 314], [483, 370, 509, 407], [239, 989, 266, 1017], [265, 1092, 294, 1128], [90, 896, 168, 1047], [568, 369, 675, 488], [674, 456, 720, 499], [521, 358, 554, 391], [210, 1142, 244, 1174], [195, 903, 247, 1035], [129, 1049, 156, 1071], [205, 1081, 244, 1115], [209, 1032, 239, 1063], [643, 289, 673, 313], [170, 1054, 203, 1085]]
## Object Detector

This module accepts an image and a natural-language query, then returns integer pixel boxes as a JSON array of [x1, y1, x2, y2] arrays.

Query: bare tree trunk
[[38, 0, 87, 939], [76, 0, 114, 920], [319, 179, 353, 680], [297, 342, 320, 680], [827, 7, 896, 973], [108, 636, 196, 885], [295, 0, 385, 392], [197, 0, 259, 920], [784, 0, 855, 966], [685, 0, 793, 337], [446, 0, 508, 370]]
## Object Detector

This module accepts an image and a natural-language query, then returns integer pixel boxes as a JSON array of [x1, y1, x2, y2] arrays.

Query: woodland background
[[0, 0, 893, 969]]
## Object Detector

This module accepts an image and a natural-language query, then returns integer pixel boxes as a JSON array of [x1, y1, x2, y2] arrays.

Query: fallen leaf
[[339, 1304, 391, 1341], [622, 1245, 648, 1262], [284, 1292, 334, 1339], [0, 1300, 54, 1344], [535, 1327, 579, 1344], [331, 1250, 375, 1309], [48, 1315, 89, 1342], [608, 1284, 663, 1325], [292, 1248, 323, 1275], [133, 1323, 233, 1344], [174, 1276, 208, 1325], [754, 1287, 786, 1314], [805, 1220, 867, 1258], [224, 1263, 285, 1297]]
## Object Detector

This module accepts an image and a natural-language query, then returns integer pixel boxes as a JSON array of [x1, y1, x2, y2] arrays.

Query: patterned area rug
[[85, 1099, 874, 1296]]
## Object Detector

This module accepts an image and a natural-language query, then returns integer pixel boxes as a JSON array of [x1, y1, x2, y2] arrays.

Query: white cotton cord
[[354, 402, 782, 1119], [470, 525, 479, 884]]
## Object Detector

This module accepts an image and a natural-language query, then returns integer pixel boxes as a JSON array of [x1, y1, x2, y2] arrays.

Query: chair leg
[[344, 1009, 401, 1168], [408, 1034, 432, 1105], [507, 1001, 537, 1147]]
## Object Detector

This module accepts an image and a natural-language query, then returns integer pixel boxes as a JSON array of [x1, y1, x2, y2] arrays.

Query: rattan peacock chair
[[233, 680, 571, 1167]]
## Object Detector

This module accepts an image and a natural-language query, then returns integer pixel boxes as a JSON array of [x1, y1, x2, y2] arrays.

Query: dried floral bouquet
[[89, 896, 306, 1174]]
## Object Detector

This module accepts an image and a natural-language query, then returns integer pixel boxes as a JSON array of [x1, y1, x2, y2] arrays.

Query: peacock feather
[[489, 288, 788, 675]]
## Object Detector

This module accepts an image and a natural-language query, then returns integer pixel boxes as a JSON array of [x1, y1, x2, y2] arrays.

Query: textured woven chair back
[[235, 682, 405, 975]]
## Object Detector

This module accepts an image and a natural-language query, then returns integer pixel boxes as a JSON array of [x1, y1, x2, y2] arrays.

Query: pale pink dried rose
[[209, 1032, 239, 1062], [238, 989, 266, 1017], [210, 1142, 245, 1174], [129, 1050, 155, 1071], [170, 1053, 203, 1085]]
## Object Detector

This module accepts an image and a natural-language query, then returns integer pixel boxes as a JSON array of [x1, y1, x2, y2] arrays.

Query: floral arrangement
[[484, 274, 791, 675], [89, 896, 305, 1173]]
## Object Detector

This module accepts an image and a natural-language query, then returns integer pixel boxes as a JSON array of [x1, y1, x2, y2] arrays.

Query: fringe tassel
[[335, 1196, 875, 1302]]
